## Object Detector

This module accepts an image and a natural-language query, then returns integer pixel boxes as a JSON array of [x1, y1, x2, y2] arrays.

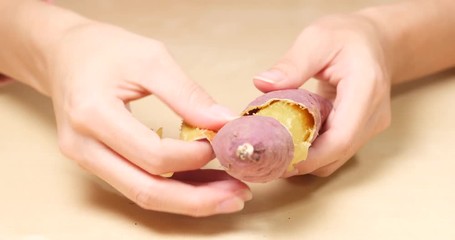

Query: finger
[[172, 169, 253, 201], [253, 32, 338, 92], [172, 169, 246, 182], [0, 75, 14, 87], [141, 56, 236, 130], [295, 76, 373, 175], [74, 99, 215, 175], [310, 160, 344, 177], [77, 137, 251, 217]]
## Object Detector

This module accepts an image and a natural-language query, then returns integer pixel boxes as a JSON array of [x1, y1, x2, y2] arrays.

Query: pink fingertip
[[216, 197, 245, 214], [254, 69, 286, 83], [209, 104, 238, 121]]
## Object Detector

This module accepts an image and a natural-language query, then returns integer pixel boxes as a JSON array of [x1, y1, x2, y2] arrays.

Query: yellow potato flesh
[[180, 122, 216, 142], [254, 100, 314, 172], [180, 100, 316, 173]]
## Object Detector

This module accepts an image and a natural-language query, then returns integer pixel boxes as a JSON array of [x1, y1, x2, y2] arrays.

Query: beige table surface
[[1, 0, 455, 239]]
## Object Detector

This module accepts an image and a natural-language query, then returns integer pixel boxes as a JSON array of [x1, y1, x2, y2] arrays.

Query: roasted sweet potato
[[211, 115, 294, 182], [180, 89, 332, 183]]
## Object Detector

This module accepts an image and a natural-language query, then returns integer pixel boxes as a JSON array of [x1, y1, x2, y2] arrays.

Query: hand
[[46, 22, 251, 216], [0, 74, 14, 87], [253, 14, 392, 177]]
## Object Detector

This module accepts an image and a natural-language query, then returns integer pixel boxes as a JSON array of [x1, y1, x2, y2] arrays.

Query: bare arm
[[253, 0, 455, 177], [0, 0, 86, 94], [0, 0, 248, 216], [360, 0, 455, 83]]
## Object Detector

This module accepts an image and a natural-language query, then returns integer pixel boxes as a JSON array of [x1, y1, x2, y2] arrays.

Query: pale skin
[[0, 0, 251, 217], [254, 0, 455, 177], [1, 0, 455, 216]]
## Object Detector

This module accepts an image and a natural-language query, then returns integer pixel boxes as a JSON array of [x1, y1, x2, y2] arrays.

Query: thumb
[[147, 66, 236, 131], [253, 34, 333, 93]]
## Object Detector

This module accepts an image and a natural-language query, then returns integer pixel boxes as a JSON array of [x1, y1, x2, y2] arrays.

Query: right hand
[[45, 22, 251, 217], [253, 14, 393, 177]]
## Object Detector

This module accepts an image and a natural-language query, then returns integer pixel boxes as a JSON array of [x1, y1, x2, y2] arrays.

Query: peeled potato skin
[[212, 115, 294, 183], [243, 88, 332, 143]]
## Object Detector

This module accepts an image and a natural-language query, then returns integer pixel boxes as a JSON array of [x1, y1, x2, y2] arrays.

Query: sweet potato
[[180, 88, 332, 183], [211, 115, 294, 182]]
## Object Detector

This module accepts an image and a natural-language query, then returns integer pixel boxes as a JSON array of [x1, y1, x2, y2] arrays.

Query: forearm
[[359, 0, 455, 84], [0, 0, 89, 95]]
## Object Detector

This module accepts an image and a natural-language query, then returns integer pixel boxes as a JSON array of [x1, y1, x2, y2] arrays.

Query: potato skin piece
[[243, 88, 332, 143], [212, 115, 294, 183]]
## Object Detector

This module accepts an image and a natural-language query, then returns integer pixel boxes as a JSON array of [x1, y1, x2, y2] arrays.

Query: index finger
[[73, 98, 214, 176], [295, 75, 377, 175], [76, 137, 250, 217]]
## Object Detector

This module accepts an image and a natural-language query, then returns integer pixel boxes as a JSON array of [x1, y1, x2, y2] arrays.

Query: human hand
[[45, 22, 251, 216], [0, 74, 13, 87], [253, 14, 392, 177]]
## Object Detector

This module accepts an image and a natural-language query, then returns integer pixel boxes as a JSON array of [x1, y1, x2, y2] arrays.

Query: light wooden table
[[1, 0, 454, 239]]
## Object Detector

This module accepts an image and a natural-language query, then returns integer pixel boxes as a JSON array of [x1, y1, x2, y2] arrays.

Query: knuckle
[[144, 161, 167, 176], [182, 81, 202, 102], [139, 150, 168, 176], [186, 82, 209, 103], [374, 71, 391, 98], [142, 40, 170, 63], [313, 168, 336, 177], [182, 197, 209, 217], [66, 97, 101, 132], [296, 159, 322, 176], [337, 137, 352, 152], [57, 134, 76, 159], [132, 185, 157, 210], [336, 138, 356, 163], [132, 186, 209, 217], [378, 111, 392, 133], [300, 15, 344, 40], [149, 39, 167, 54], [300, 21, 329, 38], [271, 59, 301, 86], [57, 132, 92, 170], [73, 156, 92, 171], [179, 81, 213, 112]]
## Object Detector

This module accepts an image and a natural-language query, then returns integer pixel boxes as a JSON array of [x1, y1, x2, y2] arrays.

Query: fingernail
[[235, 189, 253, 201], [216, 197, 245, 214], [209, 104, 238, 121], [282, 169, 298, 178], [254, 69, 285, 83]]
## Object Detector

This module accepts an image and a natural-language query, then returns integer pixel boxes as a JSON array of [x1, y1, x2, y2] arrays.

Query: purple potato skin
[[243, 89, 332, 143], [212, 115, 294, 183]]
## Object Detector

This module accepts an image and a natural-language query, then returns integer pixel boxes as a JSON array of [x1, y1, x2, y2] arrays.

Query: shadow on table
[[85, 69, 455, 236], [84, 165, 355, 236], [0, 82, 55, 128], [2, 68, 454, 237]]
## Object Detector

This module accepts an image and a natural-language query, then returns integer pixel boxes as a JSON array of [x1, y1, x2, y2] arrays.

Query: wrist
[[356, 6, 404, 85], [358, 1, 455, 84], [0, 0, 91, 95]]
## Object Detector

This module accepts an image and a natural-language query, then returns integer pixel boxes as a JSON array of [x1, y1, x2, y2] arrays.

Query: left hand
[[253, 14, 392, 177]]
